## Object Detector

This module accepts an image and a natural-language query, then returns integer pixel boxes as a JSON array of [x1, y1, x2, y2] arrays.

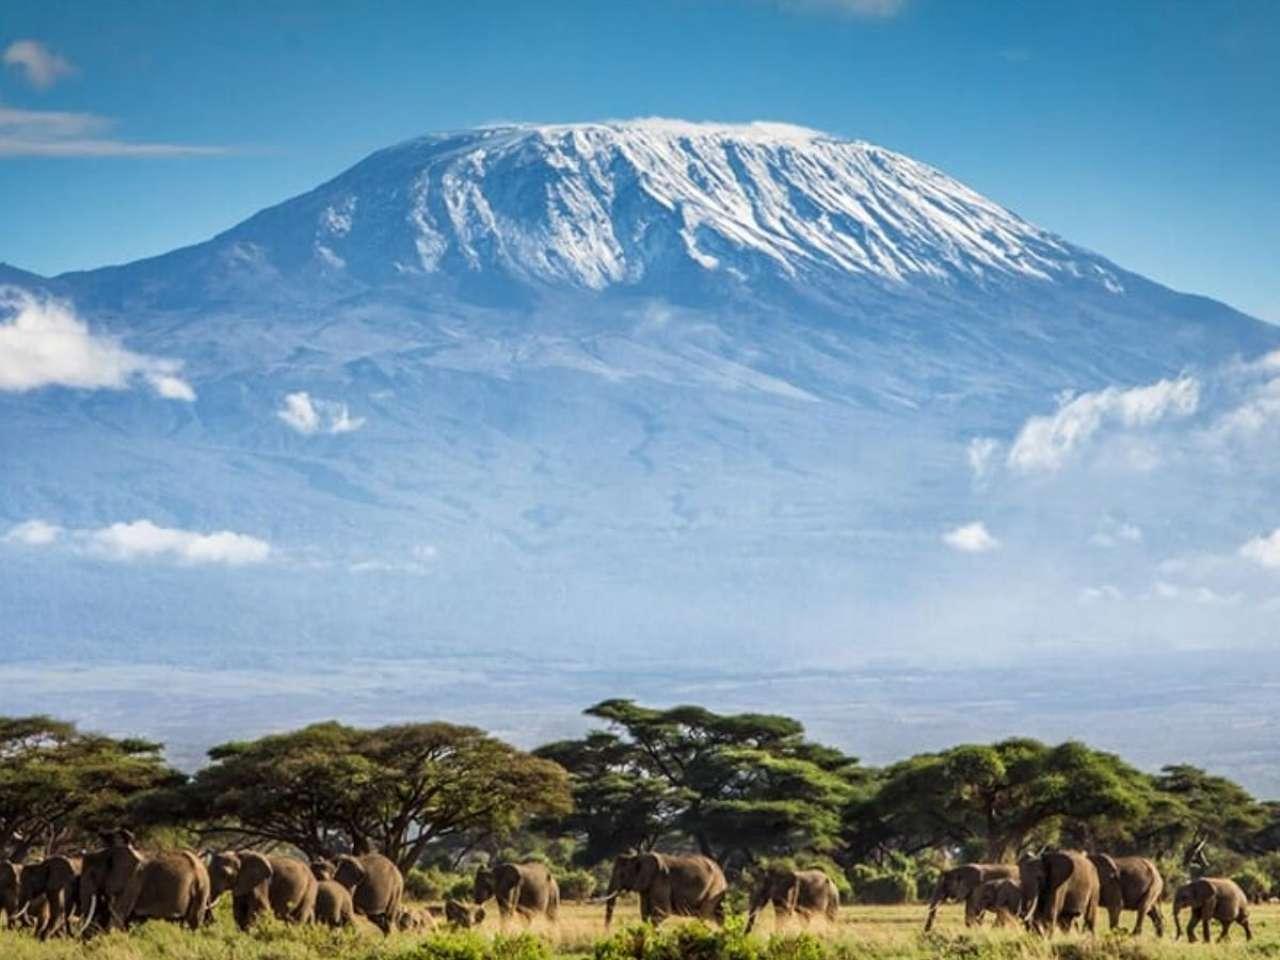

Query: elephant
[[745, 867, 839, 933], [17, 855, 82, 939], [474, 861, 559, 924], [1087, 854, 1164, 936], [973, 878, 1024, 926], [312, 878, 356, 928], [1023, 850, 1100, 936], [603, 852, 728, 928], [1173, 878, 1252, 943], [326, 853, 403, 934], [0, 861, 22, 927], [207, 851, 316, 929], [922, 862, 1020, 932], [445, 898, 486, 927], [111, 847, 210, 931], [396, 905, 438, 931], [79, 832, 209, 933]]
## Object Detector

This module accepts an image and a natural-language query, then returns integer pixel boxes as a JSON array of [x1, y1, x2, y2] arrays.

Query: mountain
[[3, 121, 1278, 785]]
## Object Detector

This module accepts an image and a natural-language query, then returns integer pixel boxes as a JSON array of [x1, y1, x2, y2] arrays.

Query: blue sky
[[1, 0, 1276, 320]]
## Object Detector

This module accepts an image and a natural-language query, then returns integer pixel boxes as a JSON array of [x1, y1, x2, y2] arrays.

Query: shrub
[[406, 867, 474, 902], [1232, 861, 1272, 902], [557, 867, 598, 901]]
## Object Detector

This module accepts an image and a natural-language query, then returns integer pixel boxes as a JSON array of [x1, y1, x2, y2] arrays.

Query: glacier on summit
[[3, 120, 1279, 784]]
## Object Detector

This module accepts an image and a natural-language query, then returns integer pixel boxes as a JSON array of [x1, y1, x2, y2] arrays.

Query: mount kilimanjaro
[[2, 121, 1277, 779]]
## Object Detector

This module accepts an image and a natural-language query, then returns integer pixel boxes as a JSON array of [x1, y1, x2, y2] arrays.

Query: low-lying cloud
[[1007, 376, 1199, 473], [0, 105, 227, 158], [0, 287, 195, 399], [277, 392, 365, 435], [4, 518, 269, 566]]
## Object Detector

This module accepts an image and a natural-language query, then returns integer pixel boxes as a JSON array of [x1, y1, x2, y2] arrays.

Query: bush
[[406, 866, 474, 902], [593, 916, 760, 960], [557, 867, 598, 901], [848, 863, 914, 904], [1232, 861, 1272, 902]]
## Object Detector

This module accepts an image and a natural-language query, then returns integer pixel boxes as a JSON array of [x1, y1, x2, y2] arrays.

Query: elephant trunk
[[604, 891, 617, 928]]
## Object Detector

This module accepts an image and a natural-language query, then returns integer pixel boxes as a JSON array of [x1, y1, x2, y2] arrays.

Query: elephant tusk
[[76, 894, 97, 938]]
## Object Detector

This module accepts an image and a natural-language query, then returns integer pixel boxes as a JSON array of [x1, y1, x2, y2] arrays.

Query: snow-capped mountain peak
[[145, 119, 1120, 299]]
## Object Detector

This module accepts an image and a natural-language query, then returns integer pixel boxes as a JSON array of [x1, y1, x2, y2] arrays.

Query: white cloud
[[0, 104, 226, 157], [1240, 529, 1280, 569], [86, 520, 270, 566], [1090, 519, 1143, 548], [277, 392, 365, 435], [775, 0, 908, 16], [966, 437, 1000, 483], [1079, 585, 1123, 604], [942, 521, 1000, 553], [0, 287, 195, 400], [3, 40, 75, 89], [1007, 376, 1199, 473], [1151, 581, 1243, 605], [349, 543, 437, 575], [3, 519, 63, 546]]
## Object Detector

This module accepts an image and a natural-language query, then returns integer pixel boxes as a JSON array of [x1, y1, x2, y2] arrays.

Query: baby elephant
[[974, 878, 1025, 926], [445, 898, 486, 928], [1174, 878, 1252, 943], [310, 861, 354, 929]]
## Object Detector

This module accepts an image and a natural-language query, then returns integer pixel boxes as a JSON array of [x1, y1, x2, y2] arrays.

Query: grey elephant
[[1023, 850, 1100, 936], [1173, 878, 1252, 943], [1087, 854, 1164, 936], [922, 862, 1020, 932], [17, 855, 82, 939], [474, 862, 559, 924], [311, 868, 356, 928], [973, 878, 1024, 926], [0, 861, 22, 927], [396, 905, 438, 931], [322, 853, 403, 934], [445, 897, 486, 927], [746, 867, 839, 933], [207, 850, 316, 929], [111, 846, 210, 931], [603, 852, 727, 928]]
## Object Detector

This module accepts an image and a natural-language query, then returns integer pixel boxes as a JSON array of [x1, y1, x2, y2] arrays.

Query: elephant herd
[[924, 850, 1253, 943], [2, 836, 1256, 945]]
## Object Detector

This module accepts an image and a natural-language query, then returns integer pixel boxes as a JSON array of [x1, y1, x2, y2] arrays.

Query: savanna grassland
[[0, 901, 1275, 960]]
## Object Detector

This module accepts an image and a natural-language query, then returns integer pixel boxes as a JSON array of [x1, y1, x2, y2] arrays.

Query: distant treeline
[[3, 702, 1280, 901]]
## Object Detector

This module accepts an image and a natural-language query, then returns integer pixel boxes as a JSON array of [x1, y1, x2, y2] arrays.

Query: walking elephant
[[17, 855, 81, 939], [973, 878, 1024, 926], [474, 861, 559, 924], [923, 863, 1020, 932], [1087, 854, 1164, 936], [207, 850, 316, 928], [1024, 850, 1100, 936], [79, 831, 209, 933], [1174, 878, 1252, 943], [603, 852, 727, 928], [745, 867, 839, 933], [322, 853, 403, 934]]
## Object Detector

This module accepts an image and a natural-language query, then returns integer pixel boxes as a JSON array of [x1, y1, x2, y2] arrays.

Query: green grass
[[2, 902, 1277, 960]]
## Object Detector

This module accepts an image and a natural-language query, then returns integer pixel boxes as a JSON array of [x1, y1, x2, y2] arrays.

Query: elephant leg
[[373, 912, 392, 935], [1217, 919, 1230, 943], [711, 893, 726, 927], [1241, 916, 1253, 941], [1148, 905, 1164, 938]]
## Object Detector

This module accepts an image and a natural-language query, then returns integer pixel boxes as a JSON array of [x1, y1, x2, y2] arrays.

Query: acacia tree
[[170, 721, 571, 871], [535, 700, 863, 868], [0, 715, 184, 857], [846, 738, 1156, 863]]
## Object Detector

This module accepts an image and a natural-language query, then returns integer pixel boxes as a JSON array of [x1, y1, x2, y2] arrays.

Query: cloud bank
[[5, 518, 270, 566], [0, 287, 195, 399], [1007, 376, 1199, 473], [0, 105, 226, 158]]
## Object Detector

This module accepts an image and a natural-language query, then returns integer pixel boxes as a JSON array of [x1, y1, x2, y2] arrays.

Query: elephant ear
[[636, 853, 665, 889], [236, 853, 274, 896], [335, 856, 367, 889], [1093, 854, 1121, 884]]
